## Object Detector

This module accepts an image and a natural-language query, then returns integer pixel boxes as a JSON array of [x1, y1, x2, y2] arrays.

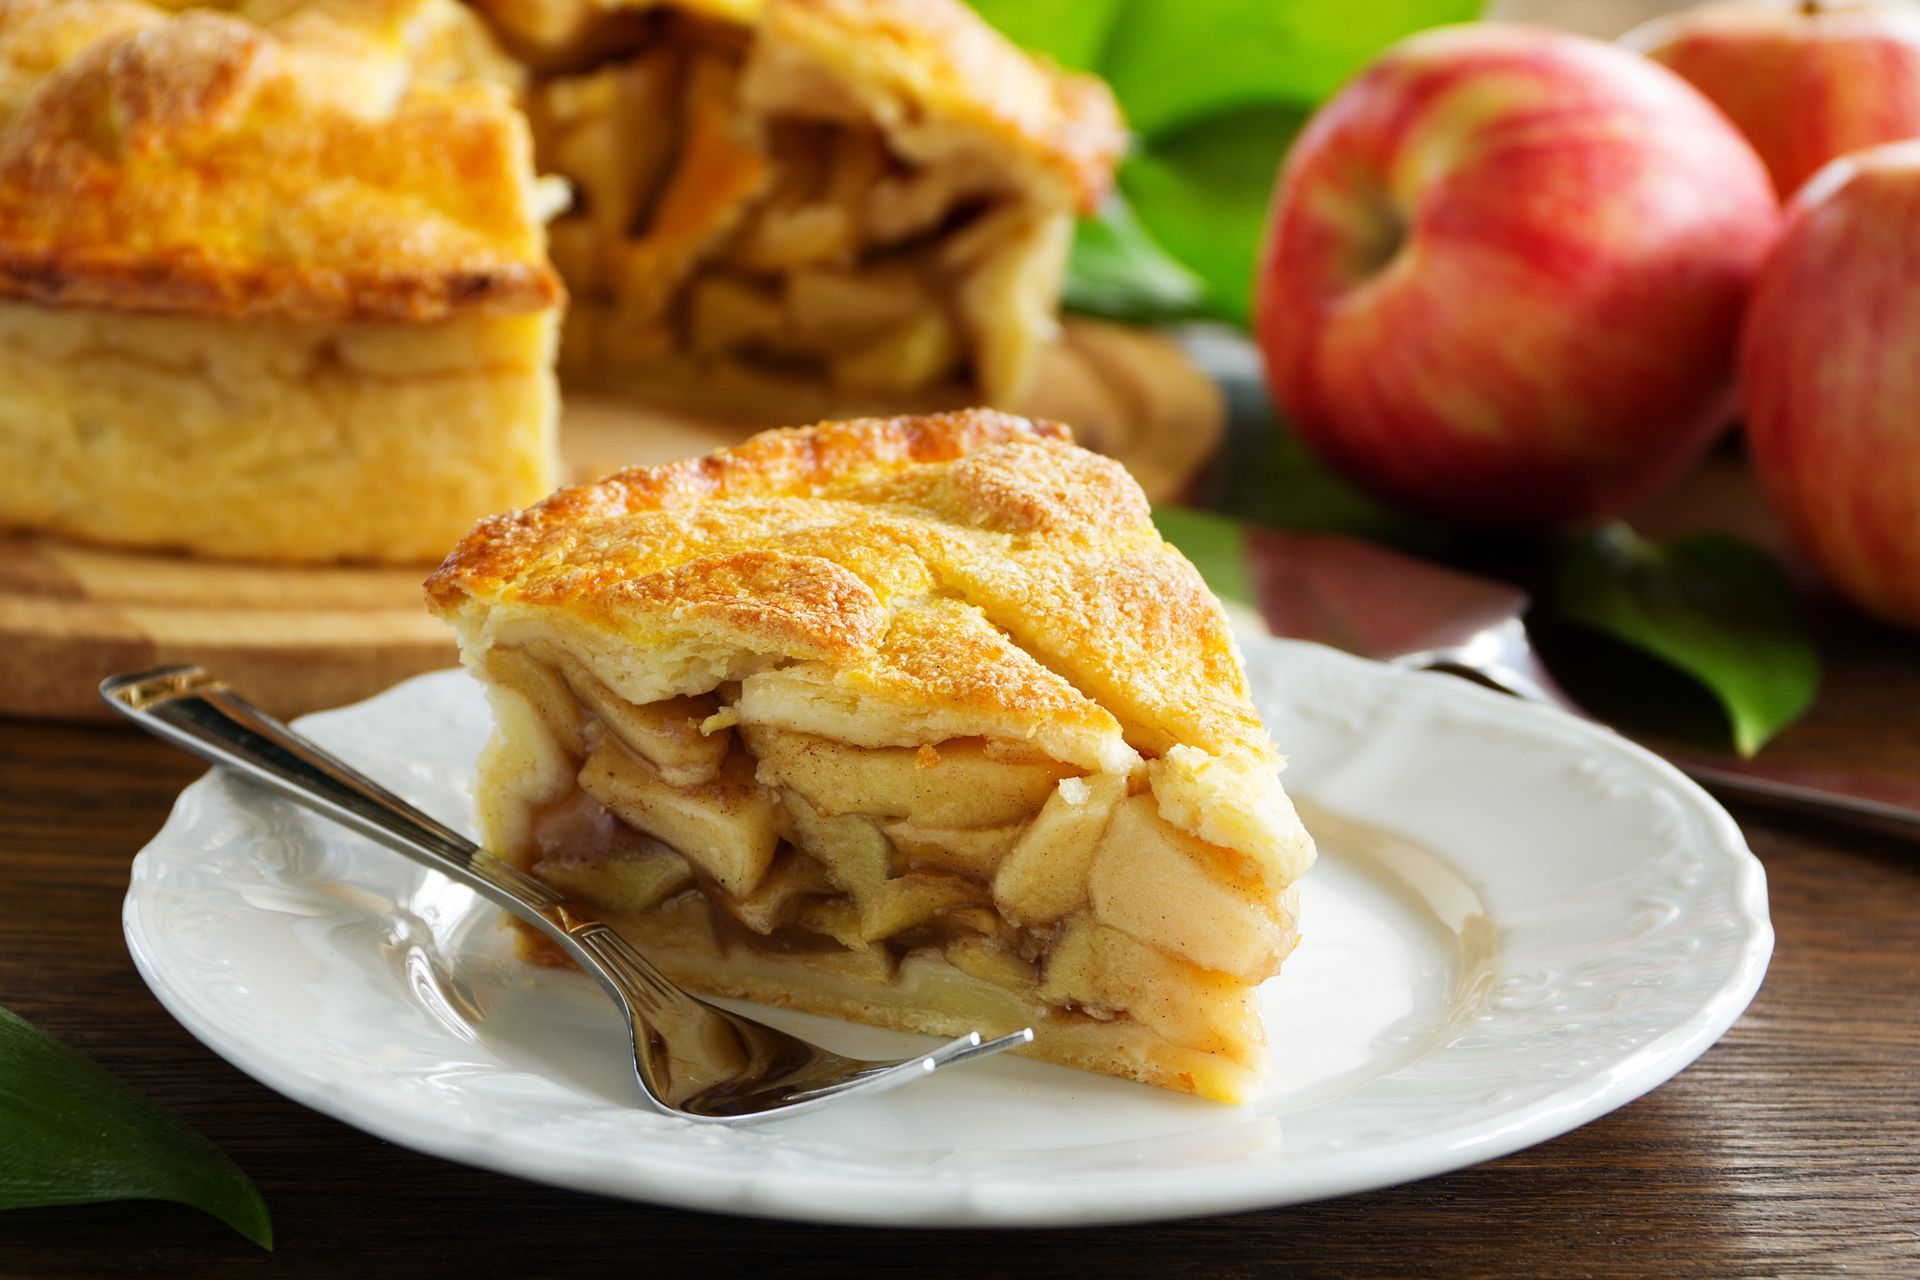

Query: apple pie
[[467, 0, 1123, 419], [426, 410, 1314, 1101], [0, 0, 563, 563]]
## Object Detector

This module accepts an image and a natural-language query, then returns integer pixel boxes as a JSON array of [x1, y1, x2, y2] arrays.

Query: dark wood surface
[[2, 562, 1918, 1278]]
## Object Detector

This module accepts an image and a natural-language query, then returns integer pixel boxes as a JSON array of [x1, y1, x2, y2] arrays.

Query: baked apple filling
[[427, 410, 1314, 1102], [471, 0, 1121, 414], [473, 642, 1298, 1101]]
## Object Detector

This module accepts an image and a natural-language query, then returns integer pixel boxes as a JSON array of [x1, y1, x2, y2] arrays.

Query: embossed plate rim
[[122, 637, 1772, 1226]]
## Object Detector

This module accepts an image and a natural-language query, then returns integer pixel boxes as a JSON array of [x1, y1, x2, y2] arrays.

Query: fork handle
[[98, 667, 673, 999]]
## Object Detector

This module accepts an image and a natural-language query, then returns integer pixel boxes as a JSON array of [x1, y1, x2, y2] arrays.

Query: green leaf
[[0, 1005, 272, 1249], [1556, 525, 1821, 757], [1153, 506, 1256, 606], [1064, 193, 1215, 324], [1118, 105, 1307, 326], [1099, 0, 1483, 137]]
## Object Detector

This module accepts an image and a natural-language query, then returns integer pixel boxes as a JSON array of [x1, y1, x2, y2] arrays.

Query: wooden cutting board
[[0, 321, 1223, 721]]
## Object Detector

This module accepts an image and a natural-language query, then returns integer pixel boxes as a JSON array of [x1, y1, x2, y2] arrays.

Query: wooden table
[[3, 455, 1919, 1277]]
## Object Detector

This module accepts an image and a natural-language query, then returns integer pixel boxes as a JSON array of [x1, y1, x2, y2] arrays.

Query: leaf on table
[[1064, 192, 1213, 325], [1556, 524, 1821, 758], [0, 1004, 272, 1249]]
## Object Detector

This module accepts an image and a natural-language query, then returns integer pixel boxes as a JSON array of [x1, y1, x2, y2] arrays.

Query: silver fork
[[102, 666, 1032, 1125]]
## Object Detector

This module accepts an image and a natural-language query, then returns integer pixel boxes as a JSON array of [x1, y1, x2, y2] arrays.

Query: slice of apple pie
[[426, 410, 1314, 1101], [467, 0, 1123, 419]]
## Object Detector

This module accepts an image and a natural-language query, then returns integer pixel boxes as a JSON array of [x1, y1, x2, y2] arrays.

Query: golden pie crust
[[0, 0, 561, 322]]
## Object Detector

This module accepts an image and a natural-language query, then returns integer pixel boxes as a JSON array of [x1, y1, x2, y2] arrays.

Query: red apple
[[1256, 25, 1780, 526], [1741, 141, 1920, 629], [1623, 1, 1920, 199]]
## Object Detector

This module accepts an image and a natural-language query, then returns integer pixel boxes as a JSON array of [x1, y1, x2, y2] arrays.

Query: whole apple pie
[[0, 0, 563, 563], [469, 0, 1123, 418], [426, 410, 1315, 1100]]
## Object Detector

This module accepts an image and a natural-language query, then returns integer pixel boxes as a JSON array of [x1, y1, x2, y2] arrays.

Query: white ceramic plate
[[123, 636, 1771, 1227]]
